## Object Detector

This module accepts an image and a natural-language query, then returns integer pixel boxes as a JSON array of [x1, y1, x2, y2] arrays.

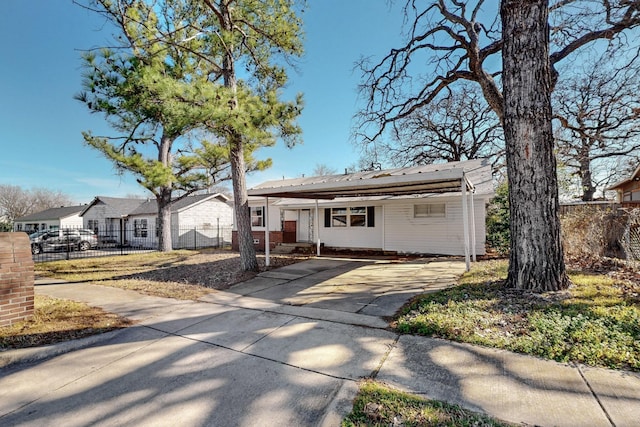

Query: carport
[[248, 165, 480, 271]]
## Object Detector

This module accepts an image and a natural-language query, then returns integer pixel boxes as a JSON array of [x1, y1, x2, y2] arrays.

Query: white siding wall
[[383, 197, 486, 255], [14, 220, 60, 231], [173, 200, 234, 249], [60, 215, 83, 229], [82, 203, 124, 242], [319, 206, 383, 249], [242, 203, 281, 231], [128, 215, 156, 248], [15, 214, 82, 232]]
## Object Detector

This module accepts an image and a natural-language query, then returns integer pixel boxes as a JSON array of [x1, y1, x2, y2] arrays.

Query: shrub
[[561, 206, 627, 261], [486, 181, 510, 255]]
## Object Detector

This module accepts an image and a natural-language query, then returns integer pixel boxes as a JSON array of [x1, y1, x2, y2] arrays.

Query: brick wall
[[0, 233, 35, 327], [231, 230, 284, 251]]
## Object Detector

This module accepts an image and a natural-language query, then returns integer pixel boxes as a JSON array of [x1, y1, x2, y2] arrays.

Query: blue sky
[[0, 1, 405, 204]]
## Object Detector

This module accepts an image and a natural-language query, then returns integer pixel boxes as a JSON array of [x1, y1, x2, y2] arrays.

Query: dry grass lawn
[[0, 295, 133, 350], [1, 249, 308, 350]]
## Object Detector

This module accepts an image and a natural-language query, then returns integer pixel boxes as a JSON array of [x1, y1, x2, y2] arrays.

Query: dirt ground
[[119, 250, 311, 290]]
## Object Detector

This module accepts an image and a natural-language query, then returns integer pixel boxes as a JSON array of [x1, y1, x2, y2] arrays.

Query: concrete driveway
[[225, 257, 466, 317]]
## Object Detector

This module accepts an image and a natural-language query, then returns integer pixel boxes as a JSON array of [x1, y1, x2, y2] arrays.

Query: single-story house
[[607, 165, 640, 205], [238, 158, 493, 268], [80, 196, 146, 245], [126, 193, 234, 248], [13, 205, 86, 233]]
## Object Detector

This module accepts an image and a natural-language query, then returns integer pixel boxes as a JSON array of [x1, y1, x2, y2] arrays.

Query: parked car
[[29, 229, 98, 254]]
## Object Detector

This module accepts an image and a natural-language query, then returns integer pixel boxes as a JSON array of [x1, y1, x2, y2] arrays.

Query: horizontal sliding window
[[414, 203, 446, 218]]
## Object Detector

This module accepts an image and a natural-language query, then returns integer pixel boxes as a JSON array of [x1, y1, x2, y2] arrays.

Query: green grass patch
[[396, 260, 640, 371], [342, 381, 513, 426]]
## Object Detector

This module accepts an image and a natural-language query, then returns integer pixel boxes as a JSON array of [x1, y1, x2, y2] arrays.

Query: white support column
[[265, 196, 270, 267], [315, 199, 320, 256], [461, 176, 470, 271], [469, 189, 477, 262]]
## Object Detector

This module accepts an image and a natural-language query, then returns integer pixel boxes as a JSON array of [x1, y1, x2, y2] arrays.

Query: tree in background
[[363, 84, 503, 171], [554, 51, 640, 200], [358, 0, 640, 291], [0, 184, 74, 226], [312, 164, 338, 176]]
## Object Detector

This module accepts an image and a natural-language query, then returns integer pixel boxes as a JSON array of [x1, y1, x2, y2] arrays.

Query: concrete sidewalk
[[1, 258, 639, 426]]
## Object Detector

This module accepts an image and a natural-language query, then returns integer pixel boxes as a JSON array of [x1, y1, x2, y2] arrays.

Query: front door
[[298, 209, 311, 242]]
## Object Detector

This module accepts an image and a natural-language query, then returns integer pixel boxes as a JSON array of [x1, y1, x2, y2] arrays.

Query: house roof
[[15, 205, 86, 222], [127, 193, 230, 216], [80, 196, 146, 217], [248, 159, 493, 200], [607, 164, 640, 191]]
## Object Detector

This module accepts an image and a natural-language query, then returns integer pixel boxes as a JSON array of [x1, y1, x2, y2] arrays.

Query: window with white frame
[[331, 207, 347, 227], [251, 206, 265, 227], [326, 206, 373, 227], [134, 219, 148, 237], [87, 219, 99, 234], [414, 203, 446, 218], [349, 207, 367, 226]]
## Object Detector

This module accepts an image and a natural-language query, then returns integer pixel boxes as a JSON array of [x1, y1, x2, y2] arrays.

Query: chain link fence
[[18, 225, 232, 263], [621, 208, 640, 261]]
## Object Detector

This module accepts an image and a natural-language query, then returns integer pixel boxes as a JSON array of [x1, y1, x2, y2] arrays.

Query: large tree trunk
[[579, 142, 596, 201], [229, 134, 259, 271], [156, 134, 174, 252], [501, 0, 570, 291], [157, 187, 173, 252], [221, 2, 258, 272]]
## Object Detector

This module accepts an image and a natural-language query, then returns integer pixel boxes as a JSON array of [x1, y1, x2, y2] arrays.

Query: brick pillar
[[0, 233, 35, 327]]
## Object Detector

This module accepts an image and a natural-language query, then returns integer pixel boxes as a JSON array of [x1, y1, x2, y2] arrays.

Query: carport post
[[470, 188, 477, 262], [315, 199, 320, 256], [265, 196, 270, 267], [461, 176, 470, 271]]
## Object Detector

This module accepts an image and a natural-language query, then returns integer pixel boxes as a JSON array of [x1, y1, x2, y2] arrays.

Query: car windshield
[[29, 231, 48, 238]]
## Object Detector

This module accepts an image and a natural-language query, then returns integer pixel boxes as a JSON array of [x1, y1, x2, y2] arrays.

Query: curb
[[0, 328, 125, 368]]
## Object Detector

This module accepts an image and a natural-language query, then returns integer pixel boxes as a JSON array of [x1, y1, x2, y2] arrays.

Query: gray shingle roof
[[79, 196, 146, 217], [127, 193, 229, 216], [15, 205, 86, 222]]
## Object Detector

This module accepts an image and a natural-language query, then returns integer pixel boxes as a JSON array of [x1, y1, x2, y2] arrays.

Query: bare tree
[[0, 185, 74, 223], [312, 164, 338, 176], [554, 51, 640, 200], [358, 0, 640, 291], [369, 84, 503, 169]]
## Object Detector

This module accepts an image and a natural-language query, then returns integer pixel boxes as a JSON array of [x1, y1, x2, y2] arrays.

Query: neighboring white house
[[242, 159, 493, 262], [13, 205, 86, 233], [126, 193, 234, 249], [80, 196, 146, 245]]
